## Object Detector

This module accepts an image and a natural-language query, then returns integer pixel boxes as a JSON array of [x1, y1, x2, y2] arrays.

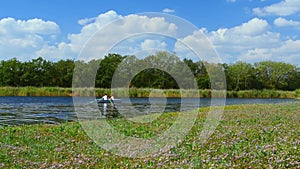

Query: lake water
[[0, 96, 299, 126]]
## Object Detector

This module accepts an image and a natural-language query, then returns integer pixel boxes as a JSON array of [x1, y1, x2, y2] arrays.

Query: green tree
[[51, 59, 74, 87], [96, 54, 125, 88], [286, 68, 300, 90], [227, 61, 257, 90], [0, 58, 22, 86], [20, 57, 51, 87], [194, 61, 210, 89], [73, 60, 98, 88], [130, 52, 180, 89], [203, 63, 227, 90], [254, 61, 298, 90]]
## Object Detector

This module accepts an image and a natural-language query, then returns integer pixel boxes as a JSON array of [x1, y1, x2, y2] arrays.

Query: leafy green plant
[[1, 102, 300, 168]]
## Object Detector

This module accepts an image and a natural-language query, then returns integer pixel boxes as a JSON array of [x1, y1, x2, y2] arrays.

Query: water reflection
[[98, 102, 121, 118], [0, 96, 299, 126], [0, 96, 76, 126]]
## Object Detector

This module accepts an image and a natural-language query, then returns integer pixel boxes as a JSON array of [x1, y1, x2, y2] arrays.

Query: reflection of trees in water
[[99, 103, 121, 118]]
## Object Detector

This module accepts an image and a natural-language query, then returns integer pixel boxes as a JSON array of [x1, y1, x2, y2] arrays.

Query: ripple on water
[[0, 96, 299, 126]]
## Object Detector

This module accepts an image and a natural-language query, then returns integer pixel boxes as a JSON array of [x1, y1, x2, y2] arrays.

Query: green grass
[[226, 89, 297, 98], [0, 87, 299, 99], [1, 102, 300, 168], [0, 86, 73, 96]]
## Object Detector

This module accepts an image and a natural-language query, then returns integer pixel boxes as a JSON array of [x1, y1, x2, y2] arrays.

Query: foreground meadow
[[0, 102, 300, 168]]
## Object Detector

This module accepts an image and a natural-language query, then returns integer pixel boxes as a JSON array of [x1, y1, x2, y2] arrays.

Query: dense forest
[[1, 51, 300, 91]]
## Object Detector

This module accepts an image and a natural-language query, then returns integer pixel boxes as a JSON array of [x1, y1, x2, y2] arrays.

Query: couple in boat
[[97, 94, 115, 104], [98, 94, 119, 117]]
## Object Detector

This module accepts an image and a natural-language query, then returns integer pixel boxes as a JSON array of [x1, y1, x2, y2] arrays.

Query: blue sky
[[0, 0, 300, 64]]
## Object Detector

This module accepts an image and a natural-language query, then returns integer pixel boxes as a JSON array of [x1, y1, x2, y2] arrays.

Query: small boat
[[96, 99, 113, 104]]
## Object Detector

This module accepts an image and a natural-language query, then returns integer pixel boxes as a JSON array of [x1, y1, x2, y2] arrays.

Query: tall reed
[[0, 87, 299, 98]]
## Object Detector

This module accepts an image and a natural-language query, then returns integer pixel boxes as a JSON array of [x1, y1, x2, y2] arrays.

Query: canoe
[[96, 99, 112, 103]]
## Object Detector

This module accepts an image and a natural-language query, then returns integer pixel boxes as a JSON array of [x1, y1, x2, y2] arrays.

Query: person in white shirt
[[102, 94, 108, 100]]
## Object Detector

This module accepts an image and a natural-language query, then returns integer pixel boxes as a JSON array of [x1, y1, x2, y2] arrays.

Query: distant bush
[[295, 89, 300, 98]]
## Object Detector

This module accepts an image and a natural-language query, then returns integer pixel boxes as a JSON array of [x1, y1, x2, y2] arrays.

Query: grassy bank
[[0, 86, 73, 97], [0, 87, 300, 98], [1, 102, 300, 168]]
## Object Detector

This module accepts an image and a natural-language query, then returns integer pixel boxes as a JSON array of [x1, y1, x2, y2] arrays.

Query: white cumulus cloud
[[229, 17, 269, 36], [174, 28, 220, 62], [67, 10, 122, 54], [141, 39, 167, 51], [175, 17, 300, 64], [175, 18, 280, 63], [2, 10, 300, 65], [274, 17, 300, 28], [0, 17, 60, 60], [241, 39, 300, 63], [0, 10, 179, 61], [0, 17, 59, 35], [253, 0, 300, 16], [78, 17, 97, 26], [68, 11, 178, 61], [163, 8, 175, 13]]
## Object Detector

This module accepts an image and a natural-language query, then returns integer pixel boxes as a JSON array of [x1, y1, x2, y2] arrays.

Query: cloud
[[141, 39, 167, 51], [253, 0, 300, 16], [273, 40, 300, 63], [229, 17, 269, 36], [67, 10, 122, 54], [72, 12, 300, 64], [1, 11, 300, 65], [0, 10, 180, 61], [174, 17, 300, 64], [63, 10, 178, 60], [241, 48, 272, 62], [274, 17, 300, 28], [206, 17, 300, 64], [175, 18, 278, 62], [0, 17, 60, 60], [174, 28, 220, 62], [162, 8, 175, 13], [241, 39, 300, 63], [206, 18, 287, 63], [0, 17, 59, 35], [78, 17, 96, 26]]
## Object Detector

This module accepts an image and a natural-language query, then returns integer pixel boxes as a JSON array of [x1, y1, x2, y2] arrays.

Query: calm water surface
[[0, 96, 299, 126]]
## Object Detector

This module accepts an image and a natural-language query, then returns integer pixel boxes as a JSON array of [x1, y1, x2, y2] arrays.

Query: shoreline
[[0, 86, 299, 99]]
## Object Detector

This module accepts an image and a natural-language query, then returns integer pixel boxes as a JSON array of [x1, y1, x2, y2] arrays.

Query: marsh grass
[[227, 89, 296, 99], [1, 103, 300, 168], [0, 87, 72, 96], [1, 87, 298, 99]]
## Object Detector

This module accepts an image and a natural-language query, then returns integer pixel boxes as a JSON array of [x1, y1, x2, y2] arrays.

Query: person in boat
[[100, 94, 109, 115], [97, 94, 111, 104], [109, 95, 115, 105], [102, 93, 108, 101]]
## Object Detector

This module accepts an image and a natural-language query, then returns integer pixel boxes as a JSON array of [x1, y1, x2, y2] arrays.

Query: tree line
[[1, 51, 300, 91]]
